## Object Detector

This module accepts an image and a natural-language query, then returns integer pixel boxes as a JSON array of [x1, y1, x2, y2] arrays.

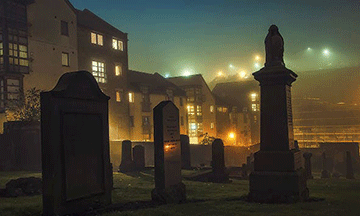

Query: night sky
[[70, 0, 360, 82]]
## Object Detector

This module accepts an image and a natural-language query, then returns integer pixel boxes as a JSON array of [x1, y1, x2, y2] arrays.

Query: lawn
[[0, 171, 360, 216]]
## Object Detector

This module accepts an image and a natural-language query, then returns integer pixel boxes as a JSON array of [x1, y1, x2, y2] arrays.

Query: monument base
[[249, 168, 309, 203], [151, 183, 186, 204]]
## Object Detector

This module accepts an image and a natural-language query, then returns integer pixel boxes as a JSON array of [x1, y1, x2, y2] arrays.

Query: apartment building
[[168, 74, 216, 144], [128, 70, 187, 141]]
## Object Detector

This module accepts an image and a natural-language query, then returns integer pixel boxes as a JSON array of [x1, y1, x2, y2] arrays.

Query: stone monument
[[209, 139, 229, 183], [151, 101, 186, 203], [180, 134, 191, 170], [119, 140, 134, 172], [249, 25, 308, 203], [133, 145, 145, 171], [41, 71, 112, 215]]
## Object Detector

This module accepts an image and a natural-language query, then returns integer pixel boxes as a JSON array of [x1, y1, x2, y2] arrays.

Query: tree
[[6, 88, 41, 122]]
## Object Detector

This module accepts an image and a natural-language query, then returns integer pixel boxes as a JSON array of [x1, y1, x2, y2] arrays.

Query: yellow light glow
[[250, 93, 257, 102], [239, 71, 247, 79], [229, 132, 235, 139], [217, 71, 224, 77], [255, 55, 261, 61]]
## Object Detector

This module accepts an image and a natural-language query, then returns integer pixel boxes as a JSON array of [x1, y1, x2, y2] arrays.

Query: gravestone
[[209, 139, 229, 183], [152, 101, 186, 203], [41, 71, 112, 215], [303, 152, 313, 179], [119, 140, 134, 172], [321, 152, 330, 179], [133, 145, 145, 171], [241, 163, 248, 179], [180, 134, 191, 170], [249, 25, 308, 203], [346, 151, 355, 179]]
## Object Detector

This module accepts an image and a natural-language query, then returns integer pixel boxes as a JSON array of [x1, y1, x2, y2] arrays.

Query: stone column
[[249, 25, 308, 203], [303, 153, 313, 179], [346, 151, 355, 179]]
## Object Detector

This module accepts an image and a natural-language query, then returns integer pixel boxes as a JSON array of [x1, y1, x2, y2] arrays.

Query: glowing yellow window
[[129, 92, 134, 103]]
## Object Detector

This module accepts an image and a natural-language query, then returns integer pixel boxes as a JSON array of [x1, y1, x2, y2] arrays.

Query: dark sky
[[70, 0, 360, 82]]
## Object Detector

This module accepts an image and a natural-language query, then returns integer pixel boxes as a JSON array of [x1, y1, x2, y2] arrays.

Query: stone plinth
[[249, 65, 308, 203]]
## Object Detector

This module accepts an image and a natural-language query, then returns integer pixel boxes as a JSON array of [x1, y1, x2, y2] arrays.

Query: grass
[[0, 171, 360, 216]]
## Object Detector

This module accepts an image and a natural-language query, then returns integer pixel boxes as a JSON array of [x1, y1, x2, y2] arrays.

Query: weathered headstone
[[241, 163, 248, 179], [249, 25, 308, 203], [119, 140, 134, 172], [41, 71, 112, 215], [152, 101, 186, 203], [346, 151, 355, 179], [180, 134, 191, 170], [321, 152, 330, 179], [209, 139, 229, 183], [303, 152, 313, 179], [133, 145, 145, 171]]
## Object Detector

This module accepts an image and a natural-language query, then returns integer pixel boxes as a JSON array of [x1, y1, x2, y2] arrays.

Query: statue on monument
[[265, 25, 285, 67]]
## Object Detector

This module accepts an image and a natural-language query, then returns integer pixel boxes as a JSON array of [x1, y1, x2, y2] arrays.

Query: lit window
[[112, 38, 124, 51], [9, 43, 28, 66], [115, 65, 122, 76], [211, 122, 214, 129], [0, 42, 3, 56], [129, 92, 134, 103], [92, 60, 106, 83], [187, 105, 195, 115], [61, 21, 69, 36], [91, 32, 103, 46], [251, 93, 257, 102], [197, 105, 202, 116], [217, 107, 223, 112], [62, 52, 69, 66], [116, 90, 122, 102], [210, 105, 214, 113], [223, 107, 228, 113], [252, 104, 257, 112]]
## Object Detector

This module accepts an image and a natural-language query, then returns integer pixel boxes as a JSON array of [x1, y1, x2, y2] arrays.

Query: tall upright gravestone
[[41, 71, 112, 215], [249, 25, 308, 203], [152, 101, 186, 203]]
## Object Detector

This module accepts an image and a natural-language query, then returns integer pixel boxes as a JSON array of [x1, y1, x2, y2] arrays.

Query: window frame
[[91, 32, 103, 46], [61, 52, 69, 66], [61, 20, 69, 36]]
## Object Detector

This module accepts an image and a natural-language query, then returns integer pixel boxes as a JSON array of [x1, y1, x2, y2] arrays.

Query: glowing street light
[[255, 55, 261, 61], [183, 70, 191, 76], [239, 70, 247, 79], [254, 63, 261, 69], [164, 73, 170, 78], [323, 49, 330, 56], [229, 64, 234, 69], [217, 71, 224, 77], [229, 132, 235, 139], [307, 47, 312, 51]]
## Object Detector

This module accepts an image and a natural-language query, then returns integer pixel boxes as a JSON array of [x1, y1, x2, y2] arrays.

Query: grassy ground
[[0, 171, 359, 216]]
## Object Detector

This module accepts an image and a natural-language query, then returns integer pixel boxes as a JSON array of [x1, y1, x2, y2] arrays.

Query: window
[[223, 107, 228, 113], [181, 116, 184, 126], [62, 52, 69, 66], [252, 104, 258, 112], [92, 61, 106, 83], [197, 105, 202, 116], [251, 93, 257, 102], [115, 89, 122, 102], [210, 105, 214, 113], [187, 105, 195, 115], [7, 79, 20, 100], [115, 64, 122, 76], [129, 92, 134, 103], [9, 43, 28, 66], [211, 122, 214, 129], [91, 32, 103, 46], [180, 97, 183, 106], [166, 89, 173, 101], [217, 107, 223, 112], [130, 116, 134, 127], [0, 42, 3, 56], [112, 38, 124, 51], [61, 21, 69, 36], [142, 116, 150, 126]]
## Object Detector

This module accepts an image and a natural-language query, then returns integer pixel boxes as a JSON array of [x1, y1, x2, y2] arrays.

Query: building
[[76, 9, 130, 140], [168, 74, 216, 144], [212, 80, 260, 145], [128, 70, 187, 141]]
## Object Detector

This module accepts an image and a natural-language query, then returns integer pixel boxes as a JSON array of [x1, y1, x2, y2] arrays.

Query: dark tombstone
[[151, 101, 186, 203], [133, 145, 145, 171], [249, 25, 308, 203], [294, 140, 299, 150], [119, 140, 134, 172], [180, 134, 191, 170], [41, 71, 112, 215], [303, 153, 313, 179], [241, 163, 248, 179], [209, 139, 229, 183], [321, 152, 330, 179], [346, 151, 355, 179]]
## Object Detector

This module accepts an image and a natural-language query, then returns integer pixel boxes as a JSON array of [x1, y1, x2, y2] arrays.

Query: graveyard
[[0, 170, 360, 216]]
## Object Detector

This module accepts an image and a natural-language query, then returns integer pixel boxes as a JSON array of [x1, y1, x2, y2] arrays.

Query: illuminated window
[[197, 105, 202, 116], [210, 105, 214, 113], [9, 43, 28, 66], [115, 64, 122, 76], [62, 52, 69, 66], [252, 104, 257, 111], [217, 107, 223, 112], [223, 107, 228, 113], [0, 42, 3, 56], [61, 20, 69, 36], [112, 38, 124, 51], [115, 89, 122, 102], [211, 122, 214, 129], [91, 32, 103, 46], [251, 93, 257, 102], [92, 60, 106, 83], [129, 92, 134, 103], [187, 105, 195, 115]]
